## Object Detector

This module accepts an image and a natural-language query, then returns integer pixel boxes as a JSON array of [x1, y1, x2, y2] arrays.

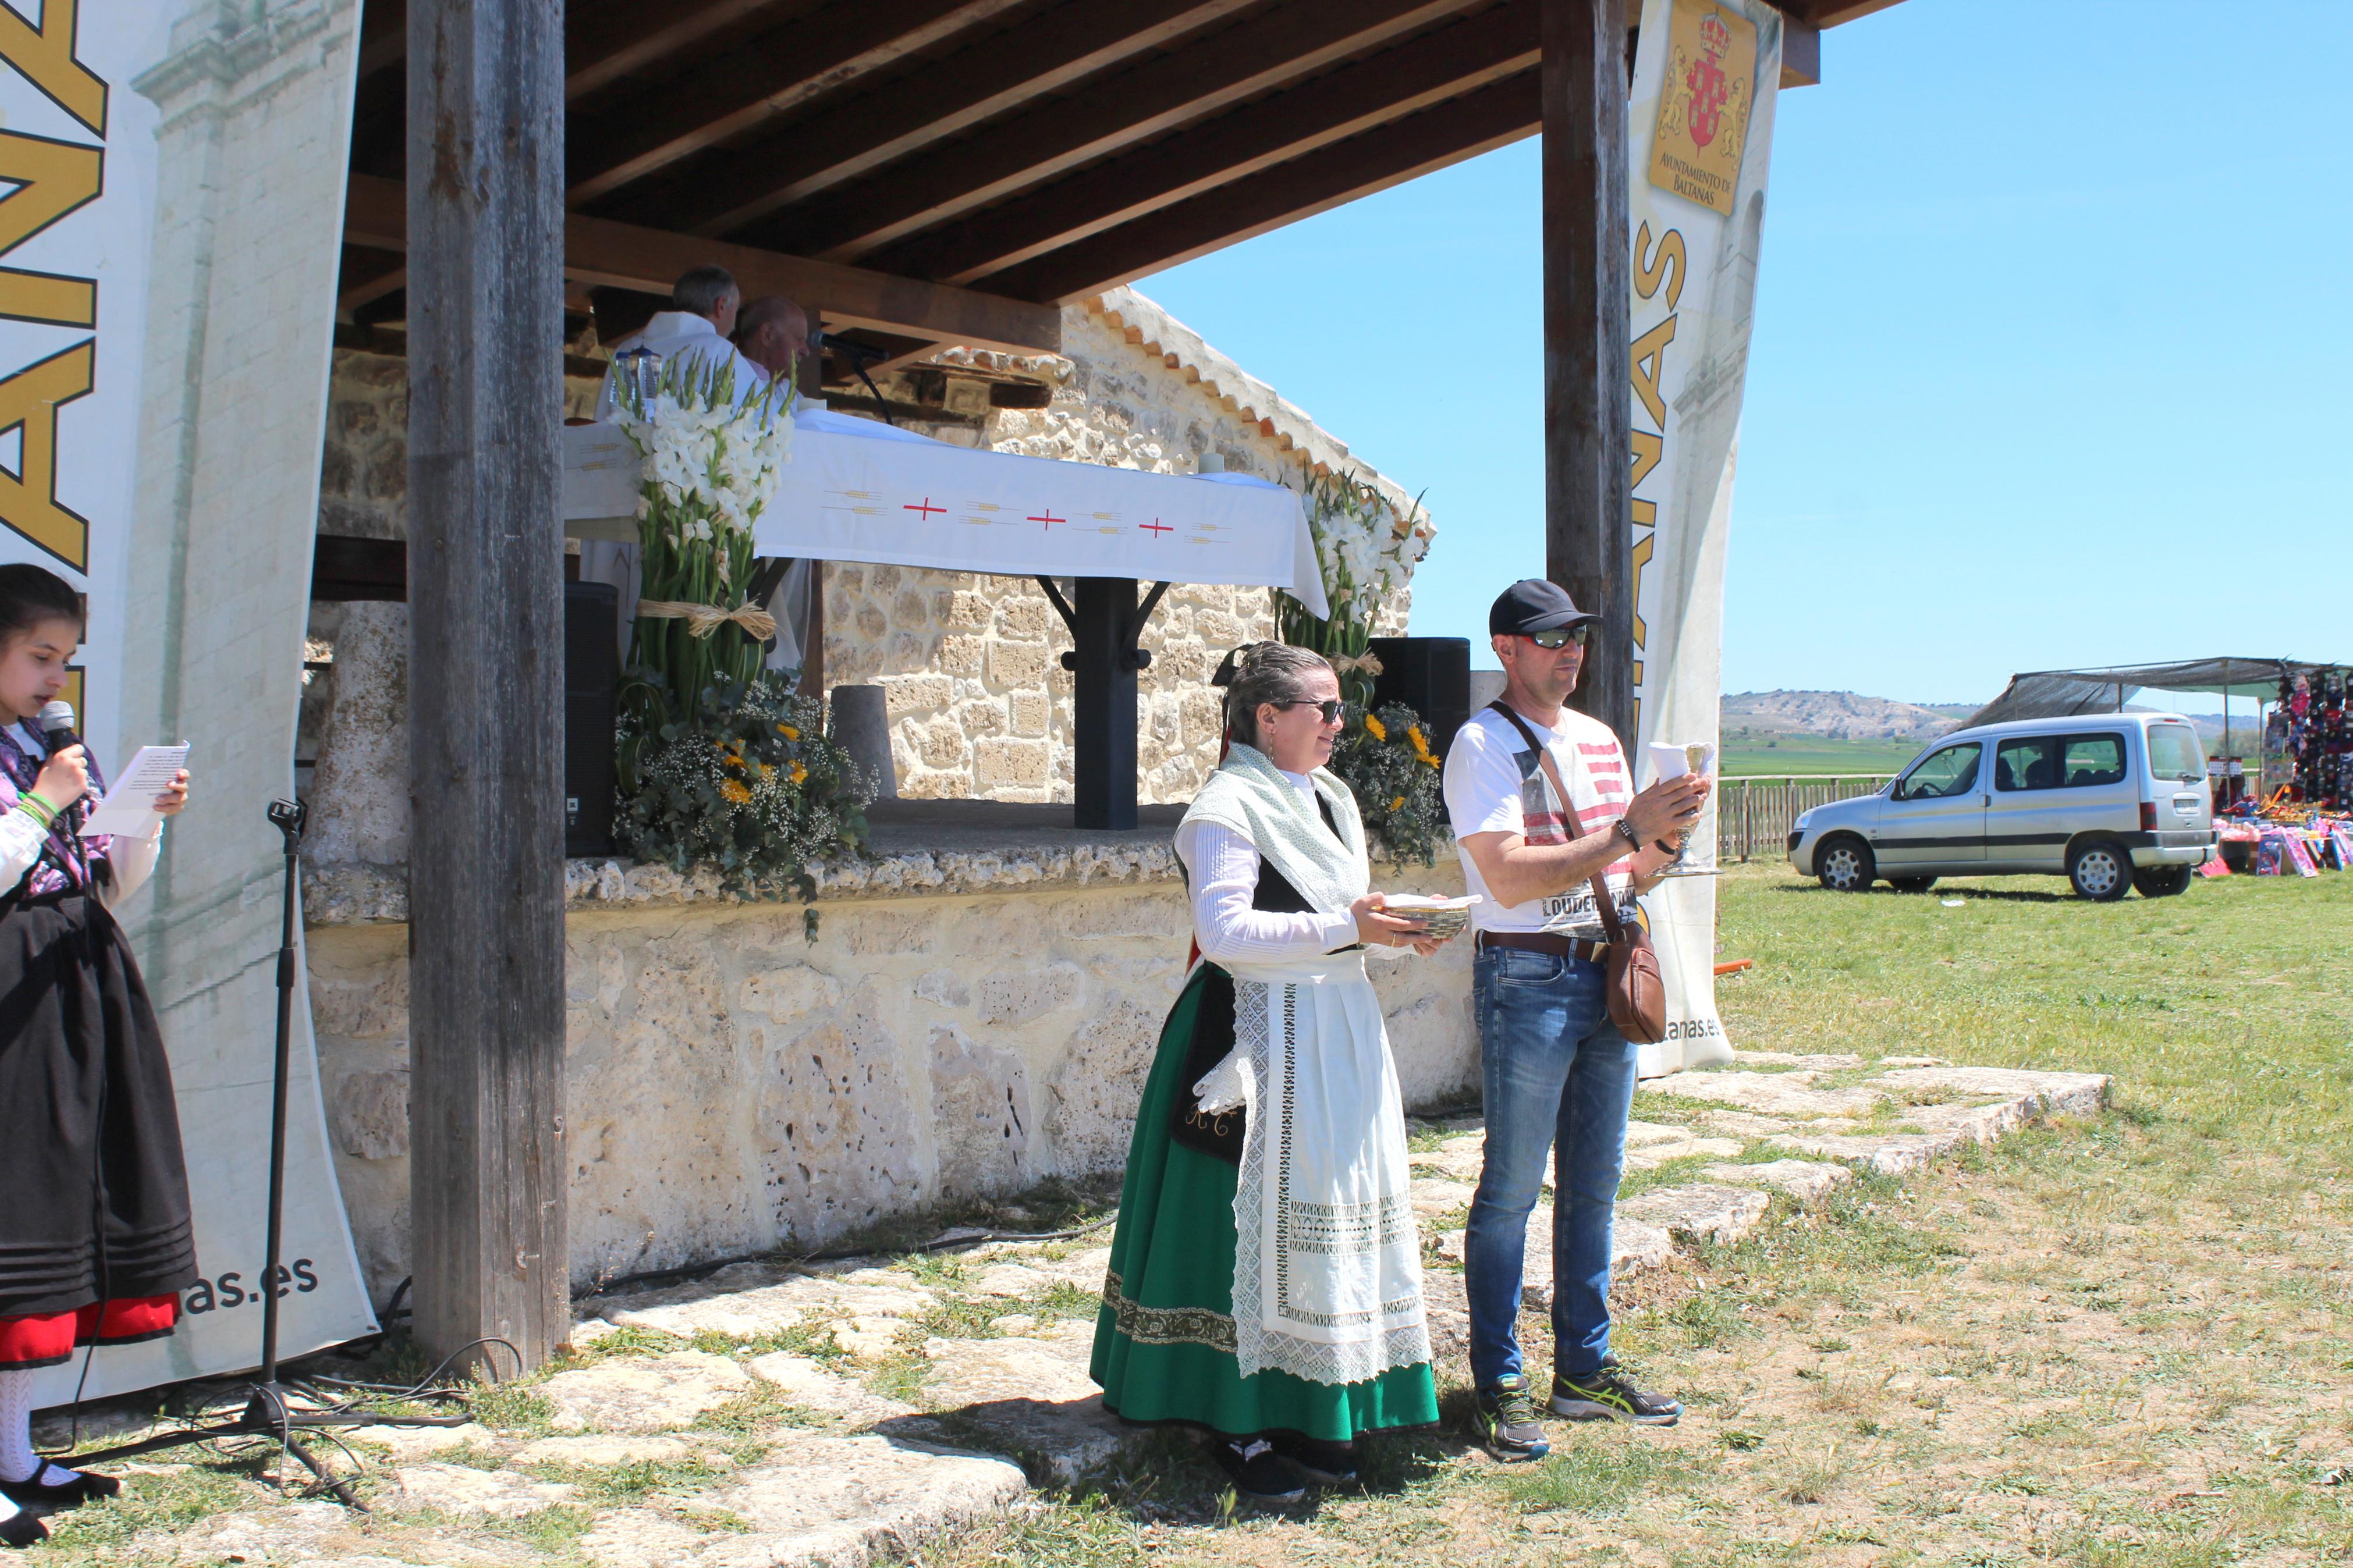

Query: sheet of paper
[[79, 744, 189, 837]]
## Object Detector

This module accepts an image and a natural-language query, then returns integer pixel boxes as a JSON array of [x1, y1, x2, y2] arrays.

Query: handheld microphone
[[39, 699, 77, 750]]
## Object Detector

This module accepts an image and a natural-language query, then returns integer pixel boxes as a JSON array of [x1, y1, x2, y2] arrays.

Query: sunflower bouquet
[[1328, 700, 1446, 866], [616, 674, 872, 923]]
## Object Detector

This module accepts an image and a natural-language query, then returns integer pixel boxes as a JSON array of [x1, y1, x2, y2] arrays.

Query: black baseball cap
[[1489, 578, 1598, 637]]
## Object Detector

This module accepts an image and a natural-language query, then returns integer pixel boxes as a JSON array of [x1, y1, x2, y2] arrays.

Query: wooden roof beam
[[627, 0, 1259, 240], [724, 0, 1485, 261], [342, 174, 1062, 354], [882, 1, 1538, 287], [566, 0, 1030, 204], [355, 0, 814, 98], [982, 67, 1541, 304]]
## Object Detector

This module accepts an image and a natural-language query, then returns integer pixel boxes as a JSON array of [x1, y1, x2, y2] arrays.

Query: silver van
[[1788, 712, 2216, 900]]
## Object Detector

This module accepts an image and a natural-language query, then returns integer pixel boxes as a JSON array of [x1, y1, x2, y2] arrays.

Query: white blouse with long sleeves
[[0, 722, 164, 908], [1174, 766, 1359, 965]]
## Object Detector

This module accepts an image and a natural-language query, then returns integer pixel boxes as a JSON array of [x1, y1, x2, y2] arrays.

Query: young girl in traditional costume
[[1091, 642, 1453, 1502], [0, 564, 195, 1548]]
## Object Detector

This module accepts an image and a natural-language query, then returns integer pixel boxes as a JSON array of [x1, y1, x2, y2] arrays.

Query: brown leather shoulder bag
[[1484, 701, 1668, 1044]]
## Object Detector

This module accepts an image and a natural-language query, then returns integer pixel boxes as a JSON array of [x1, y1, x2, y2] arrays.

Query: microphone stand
[[57, 801, 467, 1506]]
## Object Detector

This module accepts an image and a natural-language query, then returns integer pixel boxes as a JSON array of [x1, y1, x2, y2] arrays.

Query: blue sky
[[1137, 0, 2351, 707]]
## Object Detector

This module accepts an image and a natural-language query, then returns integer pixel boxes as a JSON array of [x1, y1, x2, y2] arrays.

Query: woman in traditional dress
[[1092, 642, 1452, 1502]]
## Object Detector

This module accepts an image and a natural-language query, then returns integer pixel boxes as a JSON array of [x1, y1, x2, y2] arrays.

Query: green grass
[[957, 860, 2353, 1565], [1720, 733, 1925, 776]]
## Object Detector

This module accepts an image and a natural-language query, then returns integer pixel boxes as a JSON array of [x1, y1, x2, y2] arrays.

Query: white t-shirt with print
[[1441, 703, 1638, 938]]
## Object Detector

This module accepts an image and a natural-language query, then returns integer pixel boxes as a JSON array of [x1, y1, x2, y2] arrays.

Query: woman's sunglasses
[[1274, 698, 1347, 724], [1527, 625, 1593, 650]]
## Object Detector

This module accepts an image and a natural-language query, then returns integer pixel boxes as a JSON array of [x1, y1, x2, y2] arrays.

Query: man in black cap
[[1439, 578, 1709, 1460]]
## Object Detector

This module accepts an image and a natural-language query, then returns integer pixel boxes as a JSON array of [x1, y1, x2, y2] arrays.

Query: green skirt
[[1090, 964, 1439, 1441]]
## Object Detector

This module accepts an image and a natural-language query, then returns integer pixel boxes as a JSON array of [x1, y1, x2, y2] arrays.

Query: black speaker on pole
[[565, 581, 619, 857], [1368, 636, 1472, 760]]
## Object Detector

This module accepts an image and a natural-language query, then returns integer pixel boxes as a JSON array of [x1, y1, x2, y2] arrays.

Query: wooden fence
[[1715, 775, 1895, 863]]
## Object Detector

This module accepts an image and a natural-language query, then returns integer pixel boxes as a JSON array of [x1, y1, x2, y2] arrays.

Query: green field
[[1720, 732, 1928, 777]]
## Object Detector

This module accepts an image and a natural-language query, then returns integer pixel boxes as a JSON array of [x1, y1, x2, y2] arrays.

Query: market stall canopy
[[563, 407, 1330, 617], [1963, 659, 2345, 730]]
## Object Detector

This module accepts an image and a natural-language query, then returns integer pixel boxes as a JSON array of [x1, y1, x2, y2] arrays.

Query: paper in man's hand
[[79, 744, 190, 837]]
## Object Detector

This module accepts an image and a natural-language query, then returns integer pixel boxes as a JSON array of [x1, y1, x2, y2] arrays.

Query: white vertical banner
[[1, 0, 378, 1404], [1626, 0, 1782, 1076]]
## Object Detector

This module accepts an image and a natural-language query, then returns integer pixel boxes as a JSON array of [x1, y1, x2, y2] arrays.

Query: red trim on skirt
[[0, 1295, 179, 1370]]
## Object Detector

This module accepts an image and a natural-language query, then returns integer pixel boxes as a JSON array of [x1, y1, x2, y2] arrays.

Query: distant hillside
[[1721, 690, 1960, 743], [1722, 691, 2235, 746]]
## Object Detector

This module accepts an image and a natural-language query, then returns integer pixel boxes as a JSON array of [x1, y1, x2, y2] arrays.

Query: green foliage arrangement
[[616, 674, 872, 926], [1328, 700, 1446, 866]]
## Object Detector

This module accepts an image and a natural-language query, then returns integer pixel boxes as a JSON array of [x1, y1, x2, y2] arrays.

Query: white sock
[[0, 1368, 79, 1487]]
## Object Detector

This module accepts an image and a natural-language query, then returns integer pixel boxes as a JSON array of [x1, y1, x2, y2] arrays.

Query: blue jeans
[[1464, 944, 1639, 1389]]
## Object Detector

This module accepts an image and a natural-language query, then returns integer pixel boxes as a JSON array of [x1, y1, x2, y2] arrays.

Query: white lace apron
[[1194, 947, 1431, 1385]]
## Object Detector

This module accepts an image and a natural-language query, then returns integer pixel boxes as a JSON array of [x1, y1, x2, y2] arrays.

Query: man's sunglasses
[[1273, 698, 1347, 723], [1525, 624, 1593, 650]]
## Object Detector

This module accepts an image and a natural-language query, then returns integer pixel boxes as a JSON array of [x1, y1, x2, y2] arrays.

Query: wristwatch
[[1613, 819, 1642, 851]]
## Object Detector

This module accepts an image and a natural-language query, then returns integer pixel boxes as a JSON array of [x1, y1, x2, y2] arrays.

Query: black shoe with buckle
[[1550, 1363, 1681, 1425], [1210, 1436, 1308, 1503], [1267, 1431, 1357, 1485]]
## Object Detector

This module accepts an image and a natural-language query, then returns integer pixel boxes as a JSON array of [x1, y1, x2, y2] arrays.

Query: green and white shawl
[[1180, 742, 1429, 1386]]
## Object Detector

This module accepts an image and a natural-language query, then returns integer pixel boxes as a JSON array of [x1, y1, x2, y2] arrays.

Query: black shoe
[[1471, 1373, 1550, 1462], [1209, 1436, 1308, 1503], [0, 1509, 46, 1549], [1550, 1364, 1681, 1425], [1268, 1432, 1357, 1485], [0, 1463, 121, 1508]]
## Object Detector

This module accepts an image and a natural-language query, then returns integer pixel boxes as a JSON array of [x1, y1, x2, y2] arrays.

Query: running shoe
[[1471, 1373, 1552, 1461], [1550, 1363, 1681, 1425]]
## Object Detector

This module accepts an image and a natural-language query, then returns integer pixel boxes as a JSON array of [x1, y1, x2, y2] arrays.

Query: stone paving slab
[[384, 1463, 579, 1518], [1640, 1070, 1891, 1119], [579, 1432, 1027, 1568], [1876, 1065, 2110, 1117], [539, 1350, 753, 1433], [747, 1352, 918, 1426], [1617, 1183, 1773, 1247], [604, 1275, 935, 1340], [1698, 1158, 1851, 1204]]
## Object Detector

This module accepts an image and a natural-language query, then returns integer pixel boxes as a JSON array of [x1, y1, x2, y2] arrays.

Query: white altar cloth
[[563, 407, 1328, 617]]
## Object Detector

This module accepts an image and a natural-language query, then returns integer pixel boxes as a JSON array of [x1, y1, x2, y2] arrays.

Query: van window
[[1995, 737, 2058, 792], [2146, 723, 2204, 783], [2061, 735, 2125, 788], [2000, 733, 2128, 791], [1895, 742, 1981, 801]]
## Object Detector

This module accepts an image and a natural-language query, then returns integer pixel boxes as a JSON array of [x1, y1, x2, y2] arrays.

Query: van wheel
[[1887, 876, 1937, 894], [2132, 865, 2192, 898], [1817, 837, 1875, 893], [2068, 841, 2132, 901]]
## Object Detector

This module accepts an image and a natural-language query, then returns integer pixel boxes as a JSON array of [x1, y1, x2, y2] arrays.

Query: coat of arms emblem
[[1646, 1, 1760, 218]]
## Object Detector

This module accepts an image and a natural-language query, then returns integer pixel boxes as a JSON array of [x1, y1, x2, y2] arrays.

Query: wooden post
[[406, 0, 569, 1373], [1541, 0, 1634, 745]]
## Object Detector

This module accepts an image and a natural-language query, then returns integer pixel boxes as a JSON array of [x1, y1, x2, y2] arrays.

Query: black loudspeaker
[[565, 581, 619, 857], [1368, 636, 1471, 759]]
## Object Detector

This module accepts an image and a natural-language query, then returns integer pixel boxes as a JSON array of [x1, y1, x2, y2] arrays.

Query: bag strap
[[1484, 700, 1628, 945]]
